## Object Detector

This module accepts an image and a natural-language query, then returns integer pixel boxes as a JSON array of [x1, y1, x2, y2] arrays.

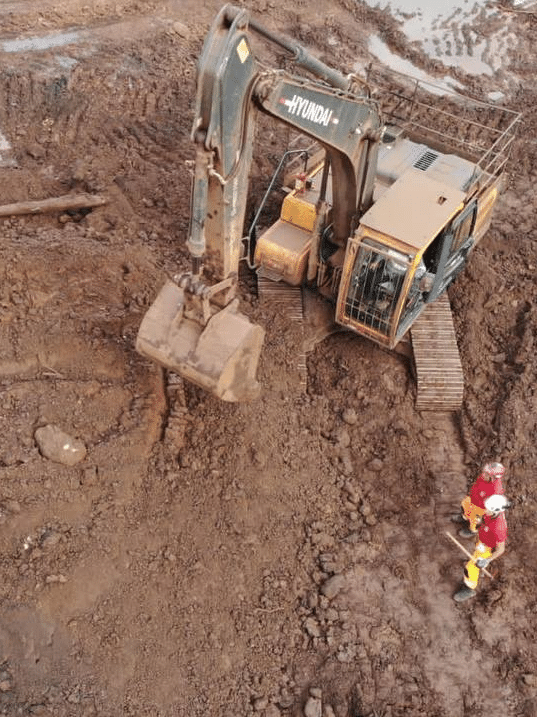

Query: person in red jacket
[[453, 493, 509, 602], [454, 462, 505, 538]]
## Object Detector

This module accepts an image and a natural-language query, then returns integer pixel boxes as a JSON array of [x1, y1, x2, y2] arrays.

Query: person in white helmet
[[453, 462, 505, 538], [453, 493, 509, 603]]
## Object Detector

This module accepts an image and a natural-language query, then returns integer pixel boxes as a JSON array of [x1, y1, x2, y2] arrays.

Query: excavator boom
[[137, 4, 383, 400]]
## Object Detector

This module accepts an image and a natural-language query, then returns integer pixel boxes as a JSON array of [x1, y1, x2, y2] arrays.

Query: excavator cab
[[337, 238, 421, 347], [336, 165, 477, 349]]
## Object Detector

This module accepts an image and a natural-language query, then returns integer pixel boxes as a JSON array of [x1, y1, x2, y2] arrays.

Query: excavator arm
[[136, 4, 382, 401], [189, 4, 381, 278]]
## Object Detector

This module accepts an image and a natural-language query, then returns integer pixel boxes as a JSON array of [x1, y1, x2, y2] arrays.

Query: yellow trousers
[[461, 495, 486, 533], [463, 542, 492, 590]]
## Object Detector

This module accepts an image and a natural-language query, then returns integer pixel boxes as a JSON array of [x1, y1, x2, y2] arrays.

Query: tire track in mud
[[0, 7, 197, 189]]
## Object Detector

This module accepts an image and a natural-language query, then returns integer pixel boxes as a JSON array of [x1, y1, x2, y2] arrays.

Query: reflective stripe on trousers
[[463, 542, 492, 589]]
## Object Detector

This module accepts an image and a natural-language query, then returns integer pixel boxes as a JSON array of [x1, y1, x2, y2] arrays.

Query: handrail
[[243, 148, 309, 269], [364, 63, 521, 186]]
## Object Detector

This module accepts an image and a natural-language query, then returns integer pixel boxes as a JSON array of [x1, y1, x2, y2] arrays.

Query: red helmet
[[482, 462, 505, 479]]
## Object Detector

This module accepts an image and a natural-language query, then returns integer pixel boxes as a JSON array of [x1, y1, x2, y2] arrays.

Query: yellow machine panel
[[254, 219, 312, 286], [280, 192, 317, 232], [474, 183, 499, 242], [360, 168, 465, 252]]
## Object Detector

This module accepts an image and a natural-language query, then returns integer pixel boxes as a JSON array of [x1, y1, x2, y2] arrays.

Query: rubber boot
[[458, 526, 478, 539], [453, 585, 477, 603]]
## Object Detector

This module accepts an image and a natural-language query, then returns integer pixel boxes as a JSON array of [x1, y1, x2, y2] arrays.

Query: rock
[[334, 428, 350, 448], [324, 706, 336, 717], [277, 688, 294, 709], [368, 458, 383, 472], [45, 574, 67, 584], [342, 408, 357, 425], [304, 696, 322, 717], [309, 687, 322, 699], [2, 499, 21, 514], [83, 466, 98, 485], [487, 91, 505, 103], [319, 556, 341, 574], [311, 532, 334, 548], [27, 143, 45, 160], [320, 574, 346, 599], [41, 531, 61, 549], [381, 373, 396, 393], [343, 481, 361, 504], [0, 680, 11, 692], [339, 453, 353, 475], [265, 705, 281, 717], [523, 674, 537, 687], [254, 697, 269, 711], [304, 617, 322, 638], [35, 425, 87, 466], [172, 21, 189, 37]]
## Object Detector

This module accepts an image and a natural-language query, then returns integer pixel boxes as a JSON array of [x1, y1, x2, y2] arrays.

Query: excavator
[[136, 4, 520, 405]]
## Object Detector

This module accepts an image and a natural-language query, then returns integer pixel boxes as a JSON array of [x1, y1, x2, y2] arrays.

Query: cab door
[[427, 199, 477, 302], [336, 237, 412, 347]]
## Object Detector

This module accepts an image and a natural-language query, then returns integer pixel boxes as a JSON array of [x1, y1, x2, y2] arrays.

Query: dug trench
[[0, 1, 537, 716]]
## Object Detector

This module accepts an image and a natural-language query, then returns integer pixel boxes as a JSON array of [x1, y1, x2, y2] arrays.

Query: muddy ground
[[0, 1, 536, 716]]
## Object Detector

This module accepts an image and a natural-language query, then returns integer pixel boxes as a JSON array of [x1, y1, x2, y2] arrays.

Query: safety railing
[[364, 64, 521, 195]]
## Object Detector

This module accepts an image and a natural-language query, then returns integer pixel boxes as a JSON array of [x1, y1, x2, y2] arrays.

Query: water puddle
[[358, 37, 465, 93], [362, 0, 519, 76], [55, 55, 79, 70], [1, 31, 80, 53], [0, 129, 15, 167]]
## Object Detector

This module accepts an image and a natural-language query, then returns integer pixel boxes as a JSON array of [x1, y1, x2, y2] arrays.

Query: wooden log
[[0, 193, 108, 217]]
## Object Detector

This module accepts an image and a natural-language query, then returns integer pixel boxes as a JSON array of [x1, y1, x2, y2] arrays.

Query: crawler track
[[257, 275, 308, 391], [410, 293, 464, 412]]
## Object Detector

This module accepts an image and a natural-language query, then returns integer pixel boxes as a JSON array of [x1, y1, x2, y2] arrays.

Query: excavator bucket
[[136, 280, 265, 402]]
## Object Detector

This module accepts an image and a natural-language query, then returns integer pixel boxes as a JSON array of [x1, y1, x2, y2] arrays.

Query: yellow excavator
[[136, 4, 520, 403]]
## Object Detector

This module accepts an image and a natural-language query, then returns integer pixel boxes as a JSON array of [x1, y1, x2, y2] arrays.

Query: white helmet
[[484, 494, 510, 515]]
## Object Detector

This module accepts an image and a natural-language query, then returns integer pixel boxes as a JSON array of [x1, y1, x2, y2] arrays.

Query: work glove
[[476, 558, 490, 569]]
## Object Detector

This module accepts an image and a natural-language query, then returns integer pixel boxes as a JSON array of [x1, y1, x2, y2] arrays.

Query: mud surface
[[0, 1, 536, 716]]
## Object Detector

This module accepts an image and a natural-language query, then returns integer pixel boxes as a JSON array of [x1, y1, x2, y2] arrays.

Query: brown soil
[[0, 2, 536, 716]]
